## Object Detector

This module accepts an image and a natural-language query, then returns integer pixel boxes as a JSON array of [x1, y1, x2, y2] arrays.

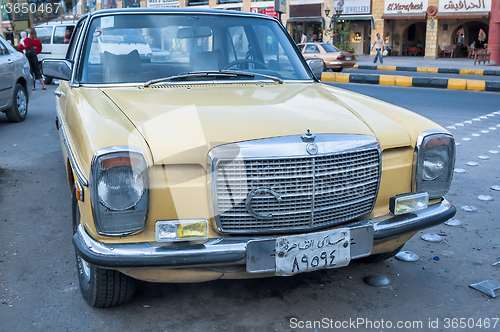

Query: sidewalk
[[354, 55, 498, 70], [320, 55, 500, 92]]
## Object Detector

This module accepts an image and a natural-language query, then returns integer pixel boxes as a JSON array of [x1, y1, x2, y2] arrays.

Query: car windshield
[[321, 43, 340, 53], [78, 13, 312, 84]]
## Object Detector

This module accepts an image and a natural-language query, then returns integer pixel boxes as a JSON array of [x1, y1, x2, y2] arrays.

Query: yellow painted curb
[[321, 72, 336, 81], [379, 75, 396, 85], [335, 73, 350, 83], [448, 79, 467, 90], [417, 67, 438, 73], [466, 80, 486, 91], [459, 69, 484, 75], [378, 66, 397, 71], [353, 64, 359, 69], [395, 76, 412, 87]]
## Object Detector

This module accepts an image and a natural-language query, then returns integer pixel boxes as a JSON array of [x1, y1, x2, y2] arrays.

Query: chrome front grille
[[210, 135, 381, 234]]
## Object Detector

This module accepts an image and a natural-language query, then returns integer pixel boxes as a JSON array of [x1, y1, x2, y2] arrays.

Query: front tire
[[72, 186, 135, 308], [5, 84, 28, 122], [43, 76, 53, 85]]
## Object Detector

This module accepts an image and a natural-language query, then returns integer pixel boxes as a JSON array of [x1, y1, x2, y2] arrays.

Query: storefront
[[287, 2, 324, 44], [436, 0, 491, 57], [250, 2, 278, 17], [333, 0, 372, 55], [147, 0, 178, 7], [381, 0, 428, 56]]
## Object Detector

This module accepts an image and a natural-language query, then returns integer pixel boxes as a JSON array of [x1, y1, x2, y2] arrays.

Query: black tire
[[332, 68, 343, 72], [5, 84, 28, 122], [72, 186, 135, 308], [43, 75, 53, 85], [357, 245, 404, 264]]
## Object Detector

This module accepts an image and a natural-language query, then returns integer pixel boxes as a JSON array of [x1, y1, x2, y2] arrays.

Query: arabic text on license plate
[[275, 228, 351, 276], [346, 57, 351, 60]]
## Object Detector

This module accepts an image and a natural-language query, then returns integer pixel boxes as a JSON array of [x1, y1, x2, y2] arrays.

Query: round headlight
[[98, 165, 146, 210], [422, 147, 449, 181]]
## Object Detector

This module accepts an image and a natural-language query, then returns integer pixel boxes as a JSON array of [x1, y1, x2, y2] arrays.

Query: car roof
[[87, 7, 277, 20], [33, 19, 78, 27]]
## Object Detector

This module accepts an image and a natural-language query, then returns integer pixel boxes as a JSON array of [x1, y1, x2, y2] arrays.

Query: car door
[[0, 38, 15, 108], [35, 25, 53, 62], [301, 44, 320, 60], [52, 25, 75, 59]]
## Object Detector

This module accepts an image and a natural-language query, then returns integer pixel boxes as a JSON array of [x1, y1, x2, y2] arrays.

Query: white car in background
[[34, 19, 77, 84]]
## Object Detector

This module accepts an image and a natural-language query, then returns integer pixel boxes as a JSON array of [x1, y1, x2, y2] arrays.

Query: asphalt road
[[1, 83, 500, 331], [342, 68, 500, 82]]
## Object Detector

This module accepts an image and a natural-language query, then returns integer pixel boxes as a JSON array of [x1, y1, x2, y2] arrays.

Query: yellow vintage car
[[42, 8, 456, 308]]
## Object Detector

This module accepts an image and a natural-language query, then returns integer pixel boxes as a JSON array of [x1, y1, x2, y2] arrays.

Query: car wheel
[[356, 245, 404, 264], [332, 68, 343, 72], [5, 84, 28, 122], [43, 75, 53, 85], [72, 186, 135, 308]]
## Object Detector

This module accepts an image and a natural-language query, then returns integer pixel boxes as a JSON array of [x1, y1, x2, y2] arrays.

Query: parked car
[[34, 19, 77, 84], [298, 42, 355, 72], [0, 35, 32, 122], [43, 8, 456, 308]]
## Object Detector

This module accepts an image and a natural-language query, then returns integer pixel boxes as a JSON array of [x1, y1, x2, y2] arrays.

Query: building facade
[[2, 0, 497, 61]]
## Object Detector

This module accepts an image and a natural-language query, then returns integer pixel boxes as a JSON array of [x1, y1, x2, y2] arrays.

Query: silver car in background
[[0, 35, 33, 122]]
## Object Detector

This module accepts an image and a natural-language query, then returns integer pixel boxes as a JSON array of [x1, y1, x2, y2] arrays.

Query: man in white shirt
[[371, 33, 385, 64]]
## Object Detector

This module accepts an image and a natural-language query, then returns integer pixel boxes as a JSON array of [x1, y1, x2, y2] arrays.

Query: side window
[[304, 45, 319, 54], [227, 26, 249, 63], [0, 40, 9, 55], [54, 26, 74, 44], [35, 26, 53, 44], [66, 20, 85, 60]]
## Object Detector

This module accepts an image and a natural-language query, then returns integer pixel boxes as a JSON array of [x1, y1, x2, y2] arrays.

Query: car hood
[[101, 83, 412, 165]]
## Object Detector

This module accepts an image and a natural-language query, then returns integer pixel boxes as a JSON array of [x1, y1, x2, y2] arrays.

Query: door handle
[[54, 90, 63, 97], [7, 59, 13, 65]]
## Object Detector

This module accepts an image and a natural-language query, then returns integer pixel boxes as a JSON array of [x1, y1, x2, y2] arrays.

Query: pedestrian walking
[[301, 33, 307, 44], [18, 28, 46, 90], [371, 33, 385, 65]]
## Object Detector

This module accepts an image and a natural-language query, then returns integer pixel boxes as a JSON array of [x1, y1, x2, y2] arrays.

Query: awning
[[287, 17, 324, 23], [436, 11, 490, 19], [382, 13, 426, 20], [337, 14, 373, 21]]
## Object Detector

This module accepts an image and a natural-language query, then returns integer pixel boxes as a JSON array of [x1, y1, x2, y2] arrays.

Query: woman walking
[[371, 33, 385, 65], [18, 28, 46, 90]]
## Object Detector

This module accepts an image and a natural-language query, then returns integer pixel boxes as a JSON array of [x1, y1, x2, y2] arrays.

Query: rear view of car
[[298, 42, 355, 72], [0, 35, 32, 122]]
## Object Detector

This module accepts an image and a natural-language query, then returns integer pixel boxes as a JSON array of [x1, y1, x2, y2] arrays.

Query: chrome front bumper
[[73, 199, 455, 271]]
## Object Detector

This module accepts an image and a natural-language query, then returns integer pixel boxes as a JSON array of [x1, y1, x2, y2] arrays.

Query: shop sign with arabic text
[[384, 0, 428, 13], [438, 0, 491, 12]]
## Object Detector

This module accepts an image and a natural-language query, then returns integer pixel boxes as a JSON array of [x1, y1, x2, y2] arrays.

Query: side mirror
[[306, 58, 324, 80], [42, 59, 73, 81]]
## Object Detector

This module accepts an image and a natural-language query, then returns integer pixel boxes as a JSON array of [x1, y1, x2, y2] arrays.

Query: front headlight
[[413, 130, 455, 199], [90, 146, 149, 236]]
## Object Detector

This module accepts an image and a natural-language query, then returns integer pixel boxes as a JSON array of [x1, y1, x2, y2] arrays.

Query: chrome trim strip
[[208, 134, 381, 234], [73, 199, 455, 270], [58, 115, 89, 187]]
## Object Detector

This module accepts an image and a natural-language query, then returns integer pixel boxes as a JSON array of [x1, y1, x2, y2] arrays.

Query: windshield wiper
[[143, 70, 283, 87]]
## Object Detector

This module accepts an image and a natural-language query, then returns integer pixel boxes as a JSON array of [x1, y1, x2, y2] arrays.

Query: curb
[[321, 72, 500, 92], [353, 64, 500, 77]]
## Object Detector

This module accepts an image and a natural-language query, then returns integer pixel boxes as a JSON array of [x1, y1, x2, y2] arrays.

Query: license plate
[[346, 57, 351, 61], [275, 228, 351, 276]]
